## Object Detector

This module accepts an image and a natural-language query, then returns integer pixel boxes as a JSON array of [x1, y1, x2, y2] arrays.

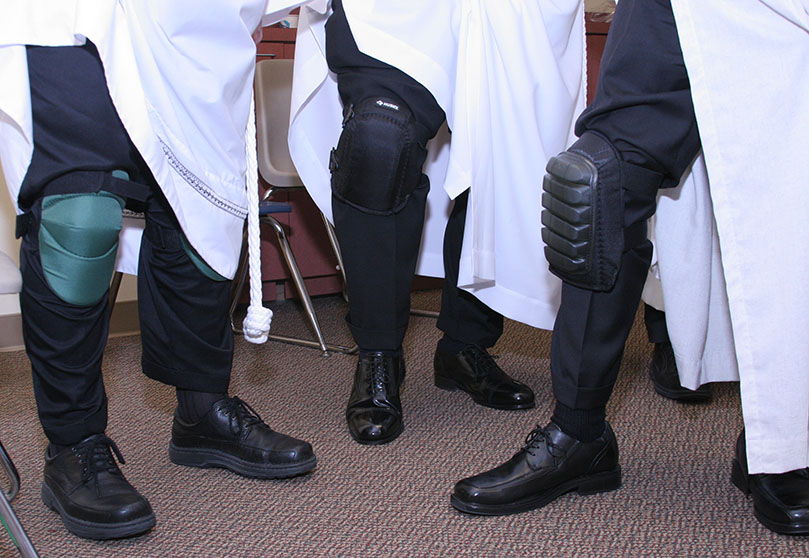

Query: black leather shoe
[[41, 434, 155, 540], [169, 396, 316, 478], [435, 345, 535, 410], [649, 341, 712, 402], [731, 430, 809, 535], [346, 351, 405, 445], [451, 422, 621, 515]]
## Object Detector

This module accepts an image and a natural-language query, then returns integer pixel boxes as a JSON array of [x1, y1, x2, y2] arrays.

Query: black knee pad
[[329, 96, 430, 215], [541, 132, 663, 291]]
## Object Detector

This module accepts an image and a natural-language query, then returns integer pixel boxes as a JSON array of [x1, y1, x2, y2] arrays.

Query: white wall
[[0, 162, 138, 317]]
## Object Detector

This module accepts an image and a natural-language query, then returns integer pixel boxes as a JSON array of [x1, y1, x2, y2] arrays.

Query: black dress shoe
[[731, 430, 809, 535], [434, 345, 535, 410], [169, 396, 316, 478], [346, 351, 405, 445], [451, 422, 621, 515], [41, 434, 155, 540], [649, 341, 712, 402]]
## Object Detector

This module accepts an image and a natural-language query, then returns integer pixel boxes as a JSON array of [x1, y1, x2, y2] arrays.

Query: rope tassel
[[242, 93, 272, 344]]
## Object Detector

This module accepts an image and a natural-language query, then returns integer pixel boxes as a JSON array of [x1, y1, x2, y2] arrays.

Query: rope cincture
[[242, 93, 273, 344]]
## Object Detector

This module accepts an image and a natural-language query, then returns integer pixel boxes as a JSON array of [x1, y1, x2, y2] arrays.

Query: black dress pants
[[325, 0, 502, 351], [550, 0, 701, 409], [19, 43, 234, 446]]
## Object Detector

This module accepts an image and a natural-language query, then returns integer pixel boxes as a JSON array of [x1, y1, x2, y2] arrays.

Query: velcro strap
[[15, 212, 34, 239], [103, 174, 150, 202], [620, 161, 664, 197], [623, 221, 647, 251], [144, 220, 183, 251]]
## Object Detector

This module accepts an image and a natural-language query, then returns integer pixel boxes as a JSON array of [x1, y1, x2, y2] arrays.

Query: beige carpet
[[1, 291, 807, 557]]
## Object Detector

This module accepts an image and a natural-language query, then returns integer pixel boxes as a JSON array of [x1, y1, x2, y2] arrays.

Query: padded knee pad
[[181, 235, 226, 281], [541, 132, 662, 291], [38, 192, 125, 305], [329, 96, 429, 215]]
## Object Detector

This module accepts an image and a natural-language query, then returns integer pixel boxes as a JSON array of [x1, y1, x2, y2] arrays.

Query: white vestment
[[288, 0, 586, 330], [0, 0, 306, 279], [642, 0, 809, 473]]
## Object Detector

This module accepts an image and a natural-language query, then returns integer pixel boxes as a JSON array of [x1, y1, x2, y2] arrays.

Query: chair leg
[[228, 227, 251, 334], [264, 216, 358, 356], [108, 271, 123, 318], [1, 442, 40, 558], [319, 213, 348, 302]]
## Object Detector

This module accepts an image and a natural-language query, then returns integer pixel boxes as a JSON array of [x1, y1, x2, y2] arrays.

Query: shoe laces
[[464, 345, 501, 378], [220, 397, 266, 437], [72, 435, 125, 495], [521, 425, 563, 463], [365, 354, 391, 395]]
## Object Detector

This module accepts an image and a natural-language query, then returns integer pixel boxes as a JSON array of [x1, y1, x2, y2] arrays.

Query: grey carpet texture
[[1, 291, 807, 557]]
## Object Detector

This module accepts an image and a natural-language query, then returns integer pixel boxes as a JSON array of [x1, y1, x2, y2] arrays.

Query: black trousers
[[550, 0, 701, 409], [19, 44, 234, 446], [325, 0, 502, 351]]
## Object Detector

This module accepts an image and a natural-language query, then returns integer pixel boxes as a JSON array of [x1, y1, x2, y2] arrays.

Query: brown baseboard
[[0, 300, 141, 352]]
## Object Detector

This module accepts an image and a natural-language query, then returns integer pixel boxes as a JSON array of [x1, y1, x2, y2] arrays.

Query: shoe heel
[[434, 374, 459, 392], [41, 482, 57, 511], [576, 468, 622, 495], [731, 458, 750, 494]]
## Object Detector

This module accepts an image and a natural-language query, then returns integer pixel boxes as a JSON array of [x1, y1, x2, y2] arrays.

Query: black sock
[[176, 389, 227, 423], [359, 348, 400, 359], [551, 401, 606, 443], [436, 334, 472, 355], [47, 442, 70, 456]]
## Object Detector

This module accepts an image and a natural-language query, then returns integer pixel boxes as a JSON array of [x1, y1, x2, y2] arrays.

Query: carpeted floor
[[1, 291, 808, 557]]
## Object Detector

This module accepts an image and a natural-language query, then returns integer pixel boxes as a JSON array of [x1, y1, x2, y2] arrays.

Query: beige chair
[[229, 58, 356, 356], [1, 250, 40, 558]]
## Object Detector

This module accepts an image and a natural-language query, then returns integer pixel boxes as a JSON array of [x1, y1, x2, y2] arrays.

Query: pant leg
[[325, 0, 446, 350], [19, 43, 142, 446], [138, 186, 234, 393], [551, 0, 701, 410], [19, 202, 111, 446], [644, 304, 670, 344], [436, 190, 503, 349]]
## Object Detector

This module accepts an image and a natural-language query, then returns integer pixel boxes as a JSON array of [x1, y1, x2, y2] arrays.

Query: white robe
[[0, 0, 306, 279], [643, 0, 809, 473], [288, 0, 586, 330]]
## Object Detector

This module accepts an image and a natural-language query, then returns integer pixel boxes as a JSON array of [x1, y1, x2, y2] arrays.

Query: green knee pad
[[181, 236, 226, 282], [39, 192, 126, 306]]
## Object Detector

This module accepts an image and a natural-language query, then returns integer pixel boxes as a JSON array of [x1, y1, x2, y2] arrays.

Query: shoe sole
[[41, 482, 156, 540], [434, 375, 535, 410], [168, 443, 317, 479], [652, 381, 712, 403], [450, 467, 622, 516], [731, 458, 809, 535]]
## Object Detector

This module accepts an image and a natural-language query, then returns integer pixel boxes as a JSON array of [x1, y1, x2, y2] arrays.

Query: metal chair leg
[[108, 271, 123, 318], [228, 227, 251, 334], [263, 216, 357, 356], [320, 213, 348, 302], [1, 442, 40, 558]]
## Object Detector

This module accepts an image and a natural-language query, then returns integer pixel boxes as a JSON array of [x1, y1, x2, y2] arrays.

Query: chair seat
[[258, 200, 292, 215], [0, 251, 22, 295]]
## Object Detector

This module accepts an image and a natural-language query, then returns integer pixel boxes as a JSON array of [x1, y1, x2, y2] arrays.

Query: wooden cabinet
[[585, 17, 611, 103], [258, 27, 297, 60]]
